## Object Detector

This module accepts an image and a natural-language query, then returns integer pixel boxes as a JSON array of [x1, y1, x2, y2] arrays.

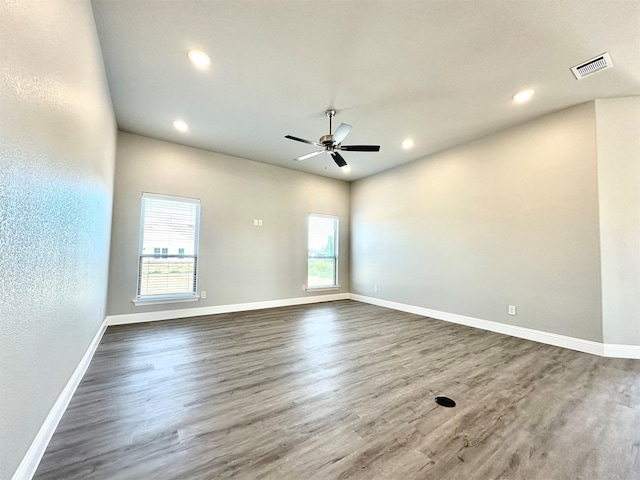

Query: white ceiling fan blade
[[332, 123, 352, 144], [294, 150, 325, 161]]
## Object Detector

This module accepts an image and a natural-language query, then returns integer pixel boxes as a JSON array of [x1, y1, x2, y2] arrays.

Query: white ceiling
[[91, 0, 640, 181]]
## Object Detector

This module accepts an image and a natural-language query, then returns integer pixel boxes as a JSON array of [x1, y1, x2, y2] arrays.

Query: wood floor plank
[[33, 300, 640, 479]]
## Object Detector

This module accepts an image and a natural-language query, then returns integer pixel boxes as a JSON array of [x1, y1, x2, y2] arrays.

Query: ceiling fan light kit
[[285, 109, 380, 168]]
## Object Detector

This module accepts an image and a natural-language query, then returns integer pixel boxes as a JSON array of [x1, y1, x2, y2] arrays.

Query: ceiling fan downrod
[[321, 109, 336, 145]]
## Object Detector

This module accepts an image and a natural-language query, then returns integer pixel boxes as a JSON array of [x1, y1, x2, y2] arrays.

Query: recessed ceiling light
[[513, 89, 535, 103], [173, 120, 188, 132], [342, 165, 352, 174], [402, 138, 414, 149], [188, 49, 210, 69]]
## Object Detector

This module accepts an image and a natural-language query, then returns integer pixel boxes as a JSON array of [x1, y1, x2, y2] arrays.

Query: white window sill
[[306, 285, 340, 292], [133, 296, 199, 306]]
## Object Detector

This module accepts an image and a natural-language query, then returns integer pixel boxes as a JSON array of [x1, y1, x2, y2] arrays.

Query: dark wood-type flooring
[[34, 300, 640, 479]]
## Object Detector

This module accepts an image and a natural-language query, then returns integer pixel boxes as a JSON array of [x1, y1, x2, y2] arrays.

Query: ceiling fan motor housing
[[320, 134, 334, 145]]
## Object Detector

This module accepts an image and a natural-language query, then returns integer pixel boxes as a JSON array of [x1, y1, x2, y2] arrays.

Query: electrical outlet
[[201, 291, 207, 299], [508, 305, 517, 315], [302, 284, 306, 291], [373, 284, 378, 292], [258, 219, 263, 227]]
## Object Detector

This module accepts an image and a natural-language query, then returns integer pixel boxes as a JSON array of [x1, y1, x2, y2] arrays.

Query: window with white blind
[[307, 213, 339, 289], [136, 193, 201, 304]]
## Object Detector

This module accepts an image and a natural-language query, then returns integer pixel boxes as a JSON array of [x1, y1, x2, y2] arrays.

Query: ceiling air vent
[[571, 52, 613, 79]]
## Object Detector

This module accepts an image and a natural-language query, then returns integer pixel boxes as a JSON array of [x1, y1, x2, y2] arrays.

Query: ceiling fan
[[285, 109, 380, 167]]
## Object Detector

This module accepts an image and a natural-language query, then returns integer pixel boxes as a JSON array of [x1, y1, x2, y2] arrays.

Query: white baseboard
[[603, 343, 640, 359], [350, 294, 640, 359], [106, 293, 350, 326], [108, 293, 640, 358], [12, 318, 108, 480]]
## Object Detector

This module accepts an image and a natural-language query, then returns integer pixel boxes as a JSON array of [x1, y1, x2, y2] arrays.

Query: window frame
[[135, 192, 201, 305], [307, 213, 339, 290]]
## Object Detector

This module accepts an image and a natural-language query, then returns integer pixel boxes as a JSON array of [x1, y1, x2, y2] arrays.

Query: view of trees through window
[[308, 214, 338, 288]]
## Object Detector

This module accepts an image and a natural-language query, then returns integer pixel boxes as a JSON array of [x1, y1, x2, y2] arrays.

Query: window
[[307, 214, 338, 289], [136, 193, 201, 303]]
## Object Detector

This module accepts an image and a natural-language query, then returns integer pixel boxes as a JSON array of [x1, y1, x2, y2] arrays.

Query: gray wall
[[596, 97, 640, 346], [107, 132, 350, 316], [0, 1, 116, 478], [351, 102, 603, 342]]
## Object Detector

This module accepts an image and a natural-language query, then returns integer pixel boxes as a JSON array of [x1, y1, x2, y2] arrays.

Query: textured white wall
[[596, 97, 640, 346], [0, 1, 116, 478], [351, 103, 603, 342], [107, 132, 350, 316]]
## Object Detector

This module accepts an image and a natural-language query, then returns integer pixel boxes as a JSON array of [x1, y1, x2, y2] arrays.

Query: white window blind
[[307, 214, 338, 288], [137, 193, 201, 302]]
